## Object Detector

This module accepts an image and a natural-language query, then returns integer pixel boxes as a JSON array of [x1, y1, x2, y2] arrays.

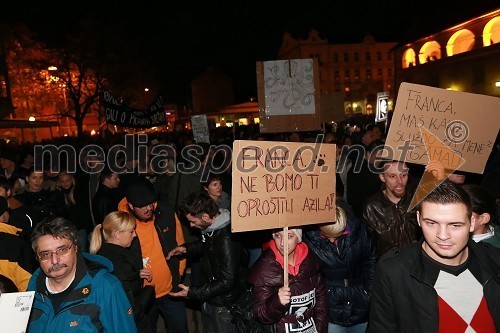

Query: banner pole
[[283, 226, 289, 288]]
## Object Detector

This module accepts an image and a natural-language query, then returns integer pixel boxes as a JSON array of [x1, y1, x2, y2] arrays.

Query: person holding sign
[[362, 160, 419, 256], [248, 228, 328, 333], [369, 181, 500, 332]]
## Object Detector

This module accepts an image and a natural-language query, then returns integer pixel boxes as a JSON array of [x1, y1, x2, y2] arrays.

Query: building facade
[[277, 30, 397, 116], [393, 8, 500, 98]]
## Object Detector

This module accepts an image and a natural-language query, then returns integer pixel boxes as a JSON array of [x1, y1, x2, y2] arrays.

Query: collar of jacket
[[410, 239, 500, 286], [378, 188, 412, 208]]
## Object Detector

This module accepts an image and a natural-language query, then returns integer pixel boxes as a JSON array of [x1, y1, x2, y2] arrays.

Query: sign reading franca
[[102, 90, 166, 128]]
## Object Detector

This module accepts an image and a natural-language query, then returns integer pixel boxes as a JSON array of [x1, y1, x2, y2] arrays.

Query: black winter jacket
[[15, 189, 65, 227], [97, 242, 143, 298], [185, 223, 243, 306], [369, 240, 500, 332], [92, 184, 120, 226], [305, 206, 378, 326]]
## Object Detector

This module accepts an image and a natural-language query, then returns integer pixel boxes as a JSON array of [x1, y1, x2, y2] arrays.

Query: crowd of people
[[0, 120, 499, 333]]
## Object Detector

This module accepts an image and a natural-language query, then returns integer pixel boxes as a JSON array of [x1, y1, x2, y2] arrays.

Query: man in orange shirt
[[119, 179, 187, 333]]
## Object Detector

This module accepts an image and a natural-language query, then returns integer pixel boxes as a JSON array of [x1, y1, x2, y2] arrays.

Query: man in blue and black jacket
[[27, 217, 136, 333]]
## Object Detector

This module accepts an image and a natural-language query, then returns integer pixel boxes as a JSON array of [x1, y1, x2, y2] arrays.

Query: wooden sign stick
[[283, 226, 289, 288]]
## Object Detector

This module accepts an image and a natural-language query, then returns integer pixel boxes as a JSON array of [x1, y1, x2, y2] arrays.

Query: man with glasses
[[27, 217, 137, 332]]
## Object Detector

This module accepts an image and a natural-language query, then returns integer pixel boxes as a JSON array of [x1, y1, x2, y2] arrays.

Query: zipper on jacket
[[483, 274, 498, 287], [38, 291, 46, 303], [56, 299, 85, 316]]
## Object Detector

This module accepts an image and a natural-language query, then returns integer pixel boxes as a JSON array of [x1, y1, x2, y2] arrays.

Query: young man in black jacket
[[168, 190, 243, 333], [369, 180, 500, 332]]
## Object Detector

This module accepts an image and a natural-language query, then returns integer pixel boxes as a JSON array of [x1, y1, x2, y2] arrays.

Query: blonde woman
[[304, 200, 378, 333], [90, 211, 154, 332]]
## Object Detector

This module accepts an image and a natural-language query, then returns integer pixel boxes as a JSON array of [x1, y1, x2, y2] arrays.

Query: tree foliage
[[4, 19, 160, 138]]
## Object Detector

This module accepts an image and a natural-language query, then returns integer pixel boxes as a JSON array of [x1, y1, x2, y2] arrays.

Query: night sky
[[2, 1, 499, 105]]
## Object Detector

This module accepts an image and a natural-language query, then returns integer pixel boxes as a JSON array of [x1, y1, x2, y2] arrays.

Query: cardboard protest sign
[[408, 126, 466, 210], [385, 82, 500, 173], [231, 140, 336, 232], [190, 114, 210, 143], [256, 59, 322, 133]]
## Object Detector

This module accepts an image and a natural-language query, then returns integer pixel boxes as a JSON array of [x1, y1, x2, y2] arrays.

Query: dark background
[[2, 1, 499, 104]]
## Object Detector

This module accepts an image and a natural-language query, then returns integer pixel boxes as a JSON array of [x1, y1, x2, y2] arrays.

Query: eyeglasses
[[37, 243, 74, 262]]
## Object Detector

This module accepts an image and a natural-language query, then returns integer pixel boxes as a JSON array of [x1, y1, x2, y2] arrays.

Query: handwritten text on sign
[[385, 83, 500, 173], [231, 140, 336, 232]]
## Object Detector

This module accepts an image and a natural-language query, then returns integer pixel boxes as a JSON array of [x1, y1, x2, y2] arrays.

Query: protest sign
[[102, 90, 166, 129], [0, 291, 35, 333], [385, 82, 500, 173], [256, 59, 322, 133], [376, 92, 389, 122], [231, 140, 336, 232], [191, 114, 210, 143]]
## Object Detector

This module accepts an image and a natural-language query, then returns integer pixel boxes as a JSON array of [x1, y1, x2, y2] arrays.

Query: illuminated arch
[[446, 29, 475, 56], [419, 41, 441, 64], [402, 48, 416, 68], [483, 16, 500, 46]]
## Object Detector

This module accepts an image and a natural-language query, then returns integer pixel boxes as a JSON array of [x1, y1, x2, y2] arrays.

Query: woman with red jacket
[[248, 227, 328, 333]]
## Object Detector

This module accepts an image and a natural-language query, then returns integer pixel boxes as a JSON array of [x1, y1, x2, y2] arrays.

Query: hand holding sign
[[426, 160, 446, 181]]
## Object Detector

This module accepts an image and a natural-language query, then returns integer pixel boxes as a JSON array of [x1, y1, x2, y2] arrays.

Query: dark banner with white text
[[102, 90, 166, 128]]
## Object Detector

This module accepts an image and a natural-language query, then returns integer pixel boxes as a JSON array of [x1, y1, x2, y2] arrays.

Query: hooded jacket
[[248, 240, 328, 333], [304, 202, 378, 326], [184, 209, 243, 306], [27, 252, 136, 333]]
